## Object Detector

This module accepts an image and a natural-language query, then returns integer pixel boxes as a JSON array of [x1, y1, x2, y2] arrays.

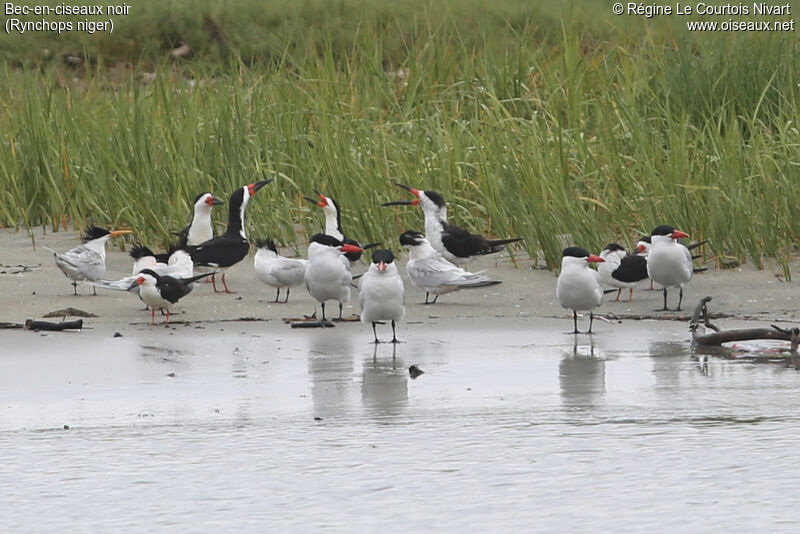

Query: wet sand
[[1, 226, 797, 334]]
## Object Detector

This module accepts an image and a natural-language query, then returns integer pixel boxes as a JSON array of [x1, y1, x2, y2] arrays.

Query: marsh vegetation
[[1, 1, 798, 274]]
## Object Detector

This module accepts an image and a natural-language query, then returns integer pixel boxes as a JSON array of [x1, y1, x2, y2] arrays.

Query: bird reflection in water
[[307, 330, 356, 419], [559, 339, 606, 409], [361, 343, 408, 418]]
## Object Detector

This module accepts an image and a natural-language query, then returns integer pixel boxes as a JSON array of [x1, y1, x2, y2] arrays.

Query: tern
[[382, 182, 523, 265], [399, 230, 501, 304], [88, 245, 194, 293], [176, 192, 224, 247], [188, 180, 272, 293], [596, 243, 648, 302], [647, 224, 692, 311], [254, 238, 308, 303], [135, 269, 210, 326], [556, 246, 605, 334], [304, 190, 378, 262], [304, 233, 363, 323], [44, 226, 132, 295], [359, 249, 405, 343]]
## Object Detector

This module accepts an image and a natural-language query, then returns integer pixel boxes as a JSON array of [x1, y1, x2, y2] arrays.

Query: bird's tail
[[450, 272, 502, 288], [687, 239, 709, 251], [181, 271, 216, 285], [86, 277, 138, 292], [488, 237, 524, 251]]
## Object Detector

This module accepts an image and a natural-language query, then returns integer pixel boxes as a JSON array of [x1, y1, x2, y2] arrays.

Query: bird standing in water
[[556, 247, 605, 334], [359, 249, 405, 343]]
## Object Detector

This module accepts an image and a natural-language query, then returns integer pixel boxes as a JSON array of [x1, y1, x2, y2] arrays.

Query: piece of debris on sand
[[43, 307, 98, 318]]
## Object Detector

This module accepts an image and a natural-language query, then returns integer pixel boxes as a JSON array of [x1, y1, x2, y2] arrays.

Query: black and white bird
[[633, 235, 656, 290], [135, 269, 210, 326], [44, 226, 132, 295], [647, 225, 692, 311], [359, 249, 405, 343], [304, 190, 377, 263], [596, 243, 649, 302], [176, 192, 224, 247], [304, 233, 362, 322], [399, 230, 501, 304], [254, 238, 308, 303], [383, 183, 523, 265], [188, 180, 272, 293], [556, 247, 605, 334], [88, 245, 194, 293]]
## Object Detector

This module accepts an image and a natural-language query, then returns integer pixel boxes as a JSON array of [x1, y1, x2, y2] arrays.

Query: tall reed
[[0, 2, 797, 277]]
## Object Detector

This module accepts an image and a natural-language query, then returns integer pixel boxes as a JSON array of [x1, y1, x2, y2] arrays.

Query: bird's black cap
[[137, 268, 160, 280], [256, 238, 278, 252], [129, 245, 155, 260], [651, 225, 676, 236], [371, 249, 395, 264], [424, 190, 446, 209], [399, 230, 425, 247], [83, 225, 111, 241], [562, 246, 591, 258], [310, 233, 344, 247], [602, 243, 626, 253]]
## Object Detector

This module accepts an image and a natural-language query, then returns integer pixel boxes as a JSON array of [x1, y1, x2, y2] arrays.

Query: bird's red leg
[[165, 310, 170, 326], [222, 273, 235, 294], [628, 288, 634, 302], [150, 308, 156, 326], [615, 289, 621, 302], [211, 273, 221, 293]]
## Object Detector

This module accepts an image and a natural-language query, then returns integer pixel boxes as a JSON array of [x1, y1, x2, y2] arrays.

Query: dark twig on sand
[[690, 296, 798, 347], [0, 319, 84, 331]]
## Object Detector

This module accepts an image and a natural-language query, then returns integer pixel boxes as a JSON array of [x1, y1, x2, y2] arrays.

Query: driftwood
[[27, 319, 83, 331], [0, 319, 83, 331], [690, 296, 799, 349]]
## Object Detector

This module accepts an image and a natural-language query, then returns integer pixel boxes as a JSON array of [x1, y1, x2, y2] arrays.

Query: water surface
[[2, 320, 798, 532]]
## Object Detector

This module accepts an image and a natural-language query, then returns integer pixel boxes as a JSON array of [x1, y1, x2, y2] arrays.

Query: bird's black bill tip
[[393, 182, 414, 192], [381, 201, 414, 207], [252, 179, 274, 192]]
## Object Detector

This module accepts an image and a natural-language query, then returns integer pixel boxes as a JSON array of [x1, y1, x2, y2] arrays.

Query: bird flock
[[44, 180, 699, 341]]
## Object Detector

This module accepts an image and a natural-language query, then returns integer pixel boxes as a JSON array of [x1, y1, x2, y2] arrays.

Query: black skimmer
[[188, 180, 272, 293], [647, 225, 692, 311], [135, 269, 210, 326], [304, 190, 378, 262], [382, 182, 523, 265], [359, 249, 405, 343], [596, 243, 649, 302], [44, 226, 132, 295], [254, 238, 308, 303], [556, 247, 605, 334], [304, 233, 363, 323], [634, 235, 659, 290], [176, 192, 224, 247], [399, 230, 501, 304]]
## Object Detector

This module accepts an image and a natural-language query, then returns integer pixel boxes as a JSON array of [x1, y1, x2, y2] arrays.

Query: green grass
[[1, 1, 799, 276]]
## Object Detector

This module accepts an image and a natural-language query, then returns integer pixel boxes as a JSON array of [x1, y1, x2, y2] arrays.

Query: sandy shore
[[5, 226, 800, 533], [1, 226, 797, 333]]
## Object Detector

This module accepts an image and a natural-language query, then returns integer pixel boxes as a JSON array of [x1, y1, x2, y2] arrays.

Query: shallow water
[[3, 320, 800, 532]]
